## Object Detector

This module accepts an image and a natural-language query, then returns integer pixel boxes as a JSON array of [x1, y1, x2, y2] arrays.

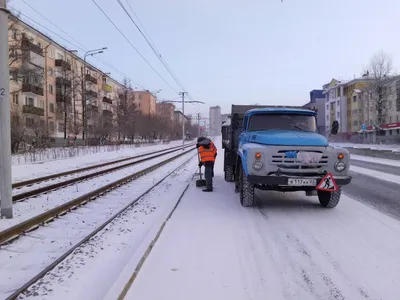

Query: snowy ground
[[0, 150, 192, 231], [331, 142, 400, 152], [0, 150, 197, 300], [123, 139, 400, 300], [3, 138, 399, 300], [12, 140, 185, 182]]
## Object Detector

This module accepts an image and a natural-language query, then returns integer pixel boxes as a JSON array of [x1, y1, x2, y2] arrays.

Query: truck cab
[[223, 105, 351, 208]]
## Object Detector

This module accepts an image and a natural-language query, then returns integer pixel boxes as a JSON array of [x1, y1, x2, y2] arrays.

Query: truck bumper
[[247, 175, 352, 187]]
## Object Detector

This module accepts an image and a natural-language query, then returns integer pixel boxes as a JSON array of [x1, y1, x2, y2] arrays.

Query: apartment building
[[174, 111, 188, 125], [302, 89, 326, 134], [156, 102, 175, 123], [209, 105, 222, 136], [131, 90, 157, 116], [8, 16, 126, 146], [323, 79, 349, 134]]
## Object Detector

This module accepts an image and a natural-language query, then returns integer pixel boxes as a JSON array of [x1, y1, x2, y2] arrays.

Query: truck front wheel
[[239, 168, 256, 207], [224, 165, 234, 182], [317, 188, 342, 208]]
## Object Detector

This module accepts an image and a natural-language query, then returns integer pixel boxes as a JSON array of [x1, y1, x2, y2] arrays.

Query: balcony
[[22, 83, 44, 96], [56, 92, 72, 104], [102, 96, 112, 104], [21, 37, 43, 56], [85, 74, 97, 84], [56, 77, 72, 87], [118, 93, 125, 100], [55, 59, 72, 71], [88, 104, 99, 113], [103, 84, 112, 93], [86, 90, 98, 99], [23, 105, 44, 116], [103, 110, 113, 118]]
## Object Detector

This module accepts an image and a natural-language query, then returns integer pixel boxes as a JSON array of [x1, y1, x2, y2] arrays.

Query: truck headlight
[[253, 160, 263, 170], [334, 161, 346, 172]]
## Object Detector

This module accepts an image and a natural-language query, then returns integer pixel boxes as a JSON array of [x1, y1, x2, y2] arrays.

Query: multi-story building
[[8, 16, 126, 146], [174, 111, 188, 125], [303, 89, 326, 134], [323, 79, 349, 135], [131, 90, 157, 116], [156, 102, 175, 123], [209, 105, 222, 136]]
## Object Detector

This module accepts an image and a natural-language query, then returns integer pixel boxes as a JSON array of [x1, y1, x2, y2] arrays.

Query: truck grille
[[271, 150, 328, 172]]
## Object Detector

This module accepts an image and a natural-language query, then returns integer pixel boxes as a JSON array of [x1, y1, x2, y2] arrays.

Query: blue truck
[[221, 105, 352, 208]]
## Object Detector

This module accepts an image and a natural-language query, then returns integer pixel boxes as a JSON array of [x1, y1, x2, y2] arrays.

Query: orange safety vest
[[199, 145, 216, 163]]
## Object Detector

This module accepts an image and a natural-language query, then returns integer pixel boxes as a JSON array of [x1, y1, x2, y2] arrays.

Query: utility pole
[[0, 0, 13, 218], [162, 94, 205, 150], [179, 92, 186, 150]]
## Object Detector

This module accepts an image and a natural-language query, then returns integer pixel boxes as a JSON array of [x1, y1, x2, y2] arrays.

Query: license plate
[[287, 178, 316, 186]]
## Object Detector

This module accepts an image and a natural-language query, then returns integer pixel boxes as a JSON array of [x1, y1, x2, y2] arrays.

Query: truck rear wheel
[[239, 168, 256, 207], [317, 188, 342, 208], [224, 165, 234, 182]]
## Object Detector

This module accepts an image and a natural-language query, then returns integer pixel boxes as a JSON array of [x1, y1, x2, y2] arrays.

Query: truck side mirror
[[331, 121, 339, 135]]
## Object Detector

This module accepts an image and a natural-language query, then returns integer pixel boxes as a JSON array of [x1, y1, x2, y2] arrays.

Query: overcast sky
[[8, 0, 400, 121]]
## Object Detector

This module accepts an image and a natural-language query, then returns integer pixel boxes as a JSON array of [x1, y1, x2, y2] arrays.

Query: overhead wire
[[14, 1, 145, 89], [91, 0, 179, 94], [117, 0, 195, 100]]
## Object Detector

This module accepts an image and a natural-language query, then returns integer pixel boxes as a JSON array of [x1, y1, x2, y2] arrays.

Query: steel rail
[[12, 143, 195, 189], [4, 147, 196, 300], [12, 144, 195, 202], [1, 146, 196, 246]]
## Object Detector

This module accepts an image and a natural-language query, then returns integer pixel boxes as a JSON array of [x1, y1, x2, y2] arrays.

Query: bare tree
[[364, 51, 394, 126], [55, 57, 84, 143]]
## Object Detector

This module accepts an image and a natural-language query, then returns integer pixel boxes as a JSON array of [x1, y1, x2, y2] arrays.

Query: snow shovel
[[196, 150, 207, 187]]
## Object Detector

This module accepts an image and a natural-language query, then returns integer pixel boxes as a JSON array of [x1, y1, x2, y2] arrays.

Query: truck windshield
[[247, 114, 317, 132]]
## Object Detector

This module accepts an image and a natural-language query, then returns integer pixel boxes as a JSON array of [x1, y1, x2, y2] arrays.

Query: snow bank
[[351, 154, 400, 167], [12, 140, 183, 182], [331, 142, 400, 152]]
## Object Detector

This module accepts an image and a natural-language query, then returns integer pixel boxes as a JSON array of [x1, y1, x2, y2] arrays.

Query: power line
[[91, 0, 179, 94], [117, 0, 195, 99], [13, 2, 145, 89]]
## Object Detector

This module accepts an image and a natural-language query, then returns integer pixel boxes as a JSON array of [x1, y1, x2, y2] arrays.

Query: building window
[[353, 96, 357, 102], [58, 122, 64, 132], [370, 119, 373, 125], [25, 97, 34, 106], [353, 120, 358, 126], [26, 118, 34, 128], [49, 121, 55, 131], [326, 115, 329, 121], [40, 101, 44, 109], [337, 101, 340, 106], [337, 112, 340, 118], [40, 120, 45, 128], [12, 93, 19, 105], [358, 109, 362, 114], [326, 104, 329, 110], [12, 29, 17, 40], [50, 103, 54, 113], [48, 67, 54, 77], [389, 116, 392, 123], [49, 84, 54, 94], [49, 49, 54, 59], [352, 109, 357, 115]]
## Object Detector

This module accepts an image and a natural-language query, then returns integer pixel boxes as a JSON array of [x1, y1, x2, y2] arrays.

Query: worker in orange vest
[[197, 137, 217, 192]]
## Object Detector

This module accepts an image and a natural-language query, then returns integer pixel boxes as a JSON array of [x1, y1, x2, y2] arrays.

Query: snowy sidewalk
[[125, 155, 400, 300]]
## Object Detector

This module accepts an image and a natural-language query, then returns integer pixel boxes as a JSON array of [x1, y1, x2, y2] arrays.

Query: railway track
[[1, 146, 197, 300], [12, 143, 195, 202]]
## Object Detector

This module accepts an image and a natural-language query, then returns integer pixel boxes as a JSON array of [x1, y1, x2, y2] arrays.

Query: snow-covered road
[[125, 142, 400, 300]]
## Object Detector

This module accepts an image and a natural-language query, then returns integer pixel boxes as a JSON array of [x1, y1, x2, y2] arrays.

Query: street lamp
[[81, 47, 107, 143]]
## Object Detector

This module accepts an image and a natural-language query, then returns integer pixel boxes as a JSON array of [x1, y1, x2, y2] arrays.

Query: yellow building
[[8, 16, 126, 146]]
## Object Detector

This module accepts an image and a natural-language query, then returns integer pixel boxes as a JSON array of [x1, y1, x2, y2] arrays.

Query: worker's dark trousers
[[204, 162, 214, 189]]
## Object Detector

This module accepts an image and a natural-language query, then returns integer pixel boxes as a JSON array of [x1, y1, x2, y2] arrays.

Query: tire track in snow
[[256, 191, 384, 300]]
